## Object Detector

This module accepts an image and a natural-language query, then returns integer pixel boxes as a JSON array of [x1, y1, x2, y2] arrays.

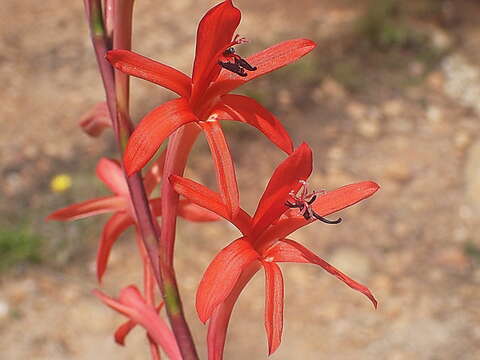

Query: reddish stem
[[83, 1, 200, 358], [83, 0, 163, 323]]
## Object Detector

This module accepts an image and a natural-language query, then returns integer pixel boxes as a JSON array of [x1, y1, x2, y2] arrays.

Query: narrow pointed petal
[[207, 263, 260, 360], [206, 39, 316, 99], [94, 287, 182, 360], [312, 181, 380, 216], [197, 238, 259, 323], [251, 143, 313, 238], [169, 175, 252, 234], [106, 50, 192, 98], [262, 261, 284, 355], [93, 288, 133, 316], [96, 158, 129, 195], [191, 0, 240, 100], [177, 199, 222, 222], [124, 98, 198, 175], [114, 319, 136, 346], [144, 148, 167, 195], [114, 303, 165, 346], [149, 197, 221, 222], [46, 196, 126, 221], [79, 101, 111, 137], [200, 119, 239, 218], [264, 239, 378, 308], [97, 212, 134, 283], [212, 94, 293, 154], [259, 181, 380, 244], [169, 175, 228, 218]]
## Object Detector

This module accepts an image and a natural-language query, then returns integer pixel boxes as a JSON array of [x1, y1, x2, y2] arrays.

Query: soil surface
[[1, 0, 480, 359]]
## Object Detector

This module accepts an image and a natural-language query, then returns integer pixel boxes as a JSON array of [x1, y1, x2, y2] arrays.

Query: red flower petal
[[169, 175, 229, 218], [262, 261, 284, 355], [196, 238, 259, 323], [149, 197, 221, 222], [46, 196, 126, 221], [251, 143, 313, 239], [264, 239, 378, 309], [143, 148, 167, 195], [114, 303, 165, 346], [124, 98, 198, 175], [96, 158, 129, 195], [114, 319, 136, 346], [207, 263, 260, 360], [200, 119, 239, 218], [106, 50, 192, 98], [213, 94, 293, 154], [97, 212, 134, 283], [205, 38, 316, 99], [312, 181, 380, 216], [79, 101, 111, 137], [94, 286, 182, 360], [257, 217, 308, 248], [177, 199, 221, 222], [191, 0, 240, 102], [258, 181, 380, 245], [169, 175, 252, 234]]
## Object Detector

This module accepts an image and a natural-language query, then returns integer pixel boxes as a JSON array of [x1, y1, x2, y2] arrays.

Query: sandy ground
[[1, 0, 480, 359]]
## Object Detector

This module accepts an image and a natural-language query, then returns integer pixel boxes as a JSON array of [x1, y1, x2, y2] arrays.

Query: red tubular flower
[[47, 156, 218, 283], [170, 143, 380, 358], [106, 0, 316, 216]]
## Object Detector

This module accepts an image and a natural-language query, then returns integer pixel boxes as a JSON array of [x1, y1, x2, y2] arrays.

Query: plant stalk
[[83, 1, 200, 358], [83, 0, 162, 318]]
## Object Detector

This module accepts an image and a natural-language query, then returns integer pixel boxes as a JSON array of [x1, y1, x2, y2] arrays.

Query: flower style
[[106, 0, 316, 216], [170, 143, 379, 358], [47, 155, 218, 282]]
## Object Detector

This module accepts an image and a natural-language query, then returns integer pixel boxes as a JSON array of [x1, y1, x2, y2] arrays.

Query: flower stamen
[[218, 35, 257, 77], [285, 181, 342, 224]]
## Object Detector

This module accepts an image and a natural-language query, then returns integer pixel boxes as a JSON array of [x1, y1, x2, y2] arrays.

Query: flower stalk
[[83, 1, 200, 358]]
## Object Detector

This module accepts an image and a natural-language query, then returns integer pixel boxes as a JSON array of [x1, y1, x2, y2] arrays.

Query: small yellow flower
[[50, 174, 72, 193]]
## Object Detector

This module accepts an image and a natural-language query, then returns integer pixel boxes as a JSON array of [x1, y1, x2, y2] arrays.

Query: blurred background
[[1, 0, 480, 358]]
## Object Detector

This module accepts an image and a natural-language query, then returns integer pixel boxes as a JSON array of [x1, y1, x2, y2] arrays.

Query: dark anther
[[285, 201, 299, 208], [234, 57, 257, 71], [223, 47, 235, 56], [312, 211, 342, 224], [218, 61, 247, 77], [306, 195, 317, 205], [285, 201, 306, 212]]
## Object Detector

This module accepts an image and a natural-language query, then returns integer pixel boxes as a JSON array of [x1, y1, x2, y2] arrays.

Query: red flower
[[47, 155, 218, 282], [106, 0, 316, 216], [93, 285, 182, 360], [170, 143, 379, 358]]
